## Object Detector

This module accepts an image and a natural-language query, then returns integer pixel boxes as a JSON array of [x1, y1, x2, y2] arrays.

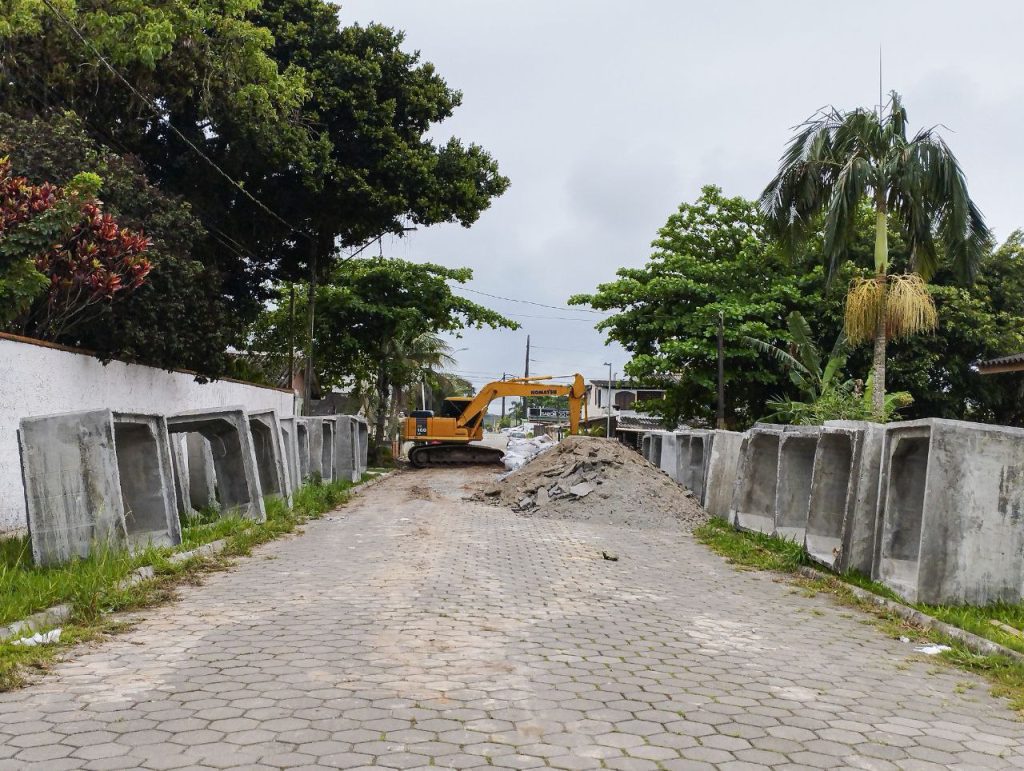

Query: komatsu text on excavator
[[402, 374, 588, 468]]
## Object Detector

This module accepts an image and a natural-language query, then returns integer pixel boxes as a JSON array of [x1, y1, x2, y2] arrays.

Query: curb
[[796, 565, 1024, 663], [348, 469, 397, 497]]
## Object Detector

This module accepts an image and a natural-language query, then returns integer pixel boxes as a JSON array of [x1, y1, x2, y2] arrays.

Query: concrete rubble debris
[[804, 421, 885, 574], [730, 424, 785, 534], [482, 435, 707, 530], [167, 407, 266, 522], [702, 430, 743, 520], [19, 409, 181, 565], [248, 409, 293, 506], [876, 418, 1024, 605], [773, 426, 821, 543]]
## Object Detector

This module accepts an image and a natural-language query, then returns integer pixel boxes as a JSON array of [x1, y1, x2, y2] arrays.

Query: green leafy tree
[[570, 186, 843, 428], [252, 0, 509, 409], [0, 113, 238, 375], [0, 0, 311, 331], [760, 91, 992, 416], [248, 257, 517, 444], [0, 157, 151, 335]]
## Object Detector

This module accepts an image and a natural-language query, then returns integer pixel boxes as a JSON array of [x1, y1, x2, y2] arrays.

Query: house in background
[[588, 379, 665, 414]]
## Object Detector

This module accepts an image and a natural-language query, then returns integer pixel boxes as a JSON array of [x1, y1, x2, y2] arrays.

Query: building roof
[[589, 380, 665, 391], [977, 353, 1024, 375]]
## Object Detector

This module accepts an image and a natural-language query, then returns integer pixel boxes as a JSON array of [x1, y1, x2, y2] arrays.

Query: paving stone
[[1, 468, 1023, 769]]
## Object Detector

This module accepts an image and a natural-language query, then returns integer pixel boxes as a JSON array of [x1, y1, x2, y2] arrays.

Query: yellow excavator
[[402, 374, 588, 468]]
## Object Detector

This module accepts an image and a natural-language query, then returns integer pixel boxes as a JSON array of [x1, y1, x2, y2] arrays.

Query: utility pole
[[603, 362, 612, 438], [500, 373, 508, 423], [717, 311, 726, 429], [523, 335, 530, 426]]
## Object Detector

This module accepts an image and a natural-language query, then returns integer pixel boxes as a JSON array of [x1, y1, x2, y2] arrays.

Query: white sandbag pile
[[503, 435, 557, 471]]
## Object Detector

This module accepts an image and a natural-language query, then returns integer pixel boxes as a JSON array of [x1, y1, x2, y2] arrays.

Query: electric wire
[[454, 286, 610, 315], [38, 0, 314, 243]]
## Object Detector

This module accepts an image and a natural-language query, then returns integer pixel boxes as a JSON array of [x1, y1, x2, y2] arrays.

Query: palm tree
[[760, 91, 991, 416], [367, 331, 457, 445]]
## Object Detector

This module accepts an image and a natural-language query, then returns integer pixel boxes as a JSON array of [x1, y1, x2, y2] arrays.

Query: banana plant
[[744, 311, 851, 405]]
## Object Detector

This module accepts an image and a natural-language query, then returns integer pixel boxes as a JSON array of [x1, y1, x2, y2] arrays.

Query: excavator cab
[[440, 397, 472, 419]]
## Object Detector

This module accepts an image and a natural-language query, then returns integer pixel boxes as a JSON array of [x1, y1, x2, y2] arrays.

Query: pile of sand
[[479, 435, 707, 530]]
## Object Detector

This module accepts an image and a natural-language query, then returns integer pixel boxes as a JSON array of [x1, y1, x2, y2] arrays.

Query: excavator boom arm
[[456, 374, 588, 433]]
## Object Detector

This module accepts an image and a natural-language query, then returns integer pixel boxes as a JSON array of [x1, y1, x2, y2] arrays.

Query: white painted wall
[[0, 334, 294, 533]]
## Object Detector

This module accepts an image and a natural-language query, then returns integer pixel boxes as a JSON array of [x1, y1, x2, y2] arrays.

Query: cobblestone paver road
[[2, 468, 1023, 770]]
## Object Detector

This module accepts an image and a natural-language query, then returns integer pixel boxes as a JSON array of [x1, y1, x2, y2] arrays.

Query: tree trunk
[[871, 201, 889, 419], [374, 365, 390, 447], [871, 312, 887, 418]]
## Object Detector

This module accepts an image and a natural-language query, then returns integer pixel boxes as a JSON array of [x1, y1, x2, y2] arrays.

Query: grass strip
[[695, 518, 1024, 712], [0, 471, 385, 690]]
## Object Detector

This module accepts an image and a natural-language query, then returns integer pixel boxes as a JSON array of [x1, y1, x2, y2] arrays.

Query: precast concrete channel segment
[[1, 470, 1023, 770]]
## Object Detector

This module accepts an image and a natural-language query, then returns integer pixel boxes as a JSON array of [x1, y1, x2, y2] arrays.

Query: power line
[[500, 312, 599, 322], [533, 344, 615, 355], [455, 286, 610, 315], [39, 0, 313, 243]]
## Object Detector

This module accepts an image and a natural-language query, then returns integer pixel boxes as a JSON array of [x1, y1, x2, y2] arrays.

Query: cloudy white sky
[[338, 0, 1024, 402]]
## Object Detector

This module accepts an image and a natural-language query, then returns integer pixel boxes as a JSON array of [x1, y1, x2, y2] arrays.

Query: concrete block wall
[[0, 334, 292, 534], [773, 427, 821, 543], [278, 417, 301, 493], [355, 417, 369, 475], [18, 410, 181, 565], [248, 409, 293, 507], [334, 416, 360, 483], [681, 431, 714, 504], [703, 430, 743, 520], [876, 419, 1024, 605], [731, 426, 785, 534], [804, 421, 885, 575], [298, 417, 324, 482], [658, 432, 682, 481], [320, 418, 336, 483], [167, 408, 266, 523]]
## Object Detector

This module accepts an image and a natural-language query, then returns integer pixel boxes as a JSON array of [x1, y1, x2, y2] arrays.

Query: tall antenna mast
[[878, 44, 883, 118]]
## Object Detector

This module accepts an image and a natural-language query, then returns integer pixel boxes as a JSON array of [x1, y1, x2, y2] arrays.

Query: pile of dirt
[[479, 435, 708, 530]]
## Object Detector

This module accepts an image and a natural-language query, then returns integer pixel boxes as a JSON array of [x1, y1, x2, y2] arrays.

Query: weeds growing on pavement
[[0, 471, 383, 691], [695, 518, 1024, 712]]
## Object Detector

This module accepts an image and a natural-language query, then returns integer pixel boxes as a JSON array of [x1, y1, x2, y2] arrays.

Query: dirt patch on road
[[478, 436, 707, 530]]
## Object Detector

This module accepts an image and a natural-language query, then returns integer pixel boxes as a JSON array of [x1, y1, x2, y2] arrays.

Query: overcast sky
[[337, 0, 1024, 405]]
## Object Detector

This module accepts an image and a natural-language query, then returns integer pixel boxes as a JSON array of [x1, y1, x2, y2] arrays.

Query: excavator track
[[408, 443, 505, 468]]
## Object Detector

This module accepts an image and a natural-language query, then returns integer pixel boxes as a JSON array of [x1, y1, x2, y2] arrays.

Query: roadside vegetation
[[0, 473, 382, 691], [696, 519, 1024, 711]]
